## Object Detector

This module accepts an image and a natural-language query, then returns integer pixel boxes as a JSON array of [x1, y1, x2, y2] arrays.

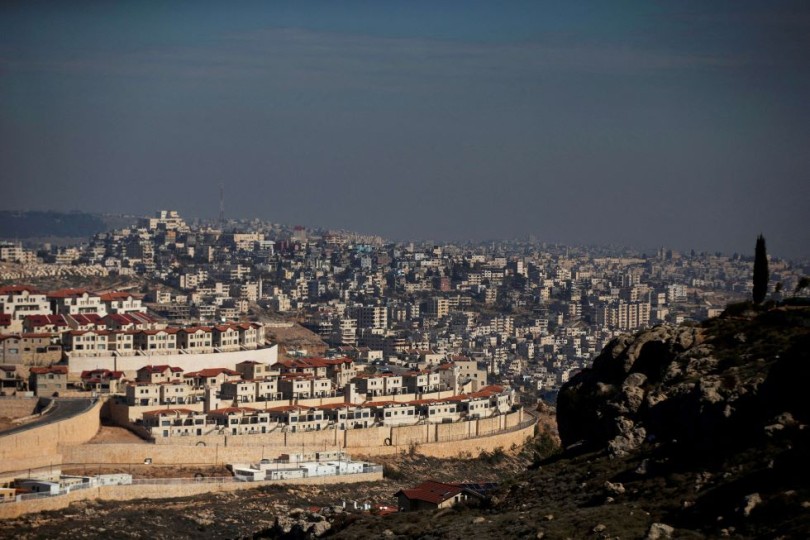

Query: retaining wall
[[61, 411, 536, 465], [0, 400, 102, 465], [0, 397, 40, 419]]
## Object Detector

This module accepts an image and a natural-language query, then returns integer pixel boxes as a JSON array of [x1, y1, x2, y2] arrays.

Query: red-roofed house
[[132, 328, 178, 353], [142, 409, 207, 438], [211, 325, 239, 351], [234, 360, 276, 381], [272, 358, 328, 378], [278, 374, 332, 399], [231, 322, 263, 349], [395, 480, 485, 511], [136, 365, 184, 384], [66, 313, 104, 331], [28, 365, 68, 397], [0, 286, 51, 332], [317, 402, 373, 429], [183, 368, 241, 389], [265, 405, 327, 432], [98, 291, 146, 314], [219, 379, 257, 404], [22, 314, 70, 334], [102, 312, 160, 331], [366, 401, 418, 426], [63, 330, 112, 356], [176, 326, 213, 353], [207, 407, 272, 435], [47, 289, 107, 318], [79, 368, 125, 393]]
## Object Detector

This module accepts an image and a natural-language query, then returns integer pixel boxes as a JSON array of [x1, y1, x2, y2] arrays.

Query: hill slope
[[329, 306, 809, 539]]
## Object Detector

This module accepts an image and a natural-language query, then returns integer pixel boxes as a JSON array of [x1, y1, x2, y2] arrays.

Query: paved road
[[0, 398, 96, 438]]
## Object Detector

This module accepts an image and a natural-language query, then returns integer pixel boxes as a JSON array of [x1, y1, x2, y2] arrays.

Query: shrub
[[479, 446, 506, 464]]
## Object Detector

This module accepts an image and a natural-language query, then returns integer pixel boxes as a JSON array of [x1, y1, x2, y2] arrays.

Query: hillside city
[[1, 209, 806, 404], [1, 210, 809, 538]]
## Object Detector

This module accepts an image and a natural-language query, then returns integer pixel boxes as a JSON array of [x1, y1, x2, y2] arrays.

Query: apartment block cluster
[[0, 284, 264, 390], [141, 383, 512, 439], [73, 352, 512, 438], [3, 210, 805, 400]]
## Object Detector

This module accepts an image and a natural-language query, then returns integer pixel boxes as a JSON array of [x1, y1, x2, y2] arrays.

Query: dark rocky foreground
[[0, 454, 530, 539], [2, 305, 808, 539], [329, 305, 810, 539]]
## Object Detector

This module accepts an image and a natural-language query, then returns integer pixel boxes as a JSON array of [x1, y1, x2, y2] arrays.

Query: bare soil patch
[[87, 424, 148, 444]]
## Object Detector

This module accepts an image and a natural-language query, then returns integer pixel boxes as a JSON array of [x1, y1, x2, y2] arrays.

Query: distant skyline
[[1, 1, 808, 259]]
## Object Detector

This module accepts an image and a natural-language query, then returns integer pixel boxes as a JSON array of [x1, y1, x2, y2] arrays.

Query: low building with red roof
[[394, 480, 480, 511]]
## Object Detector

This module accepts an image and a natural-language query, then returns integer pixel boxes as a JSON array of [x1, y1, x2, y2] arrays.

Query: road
[[0, 398, 96, 438]]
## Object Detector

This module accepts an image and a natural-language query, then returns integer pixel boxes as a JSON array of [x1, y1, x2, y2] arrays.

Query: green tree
[[753, 234, 769, 304]]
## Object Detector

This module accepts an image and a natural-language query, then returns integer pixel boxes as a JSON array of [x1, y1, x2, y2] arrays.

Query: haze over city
[[1, 1, 808, 258]]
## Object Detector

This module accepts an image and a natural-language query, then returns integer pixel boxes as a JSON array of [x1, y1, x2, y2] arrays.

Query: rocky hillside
[[557, 305, 809, 459], [327, 305, 809, 539]]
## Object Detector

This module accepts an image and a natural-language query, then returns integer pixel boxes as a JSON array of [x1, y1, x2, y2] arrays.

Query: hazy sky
[[1, 1, 808, 258]]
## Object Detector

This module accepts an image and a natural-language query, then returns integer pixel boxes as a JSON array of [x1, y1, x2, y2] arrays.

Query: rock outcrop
[[557, 307, 810, 456]]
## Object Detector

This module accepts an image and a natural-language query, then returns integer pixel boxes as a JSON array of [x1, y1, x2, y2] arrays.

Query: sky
[[1, 1, 809, 259]]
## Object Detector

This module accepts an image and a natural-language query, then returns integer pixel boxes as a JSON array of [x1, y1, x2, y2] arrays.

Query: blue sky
[[1, 1, 808, 258]]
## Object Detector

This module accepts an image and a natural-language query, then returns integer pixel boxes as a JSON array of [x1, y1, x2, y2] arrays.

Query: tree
[[795, 276, 810, 296], [753, 234, 769, 304]]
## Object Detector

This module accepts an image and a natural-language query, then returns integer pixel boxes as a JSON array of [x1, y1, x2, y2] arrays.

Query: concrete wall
[[67, 345, 278, 378], [0, 397, 40, 419], [0, 399, 103, 482], [0, 471, 382, 520], [61, 411, 536, 465]]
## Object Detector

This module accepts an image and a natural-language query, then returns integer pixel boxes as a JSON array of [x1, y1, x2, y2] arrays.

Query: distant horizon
[[1, 208, 804, 263], [2, 2, 808, 259]]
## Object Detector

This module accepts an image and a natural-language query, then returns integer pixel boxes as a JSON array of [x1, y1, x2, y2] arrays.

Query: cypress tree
[[753, 234, 769, 304]]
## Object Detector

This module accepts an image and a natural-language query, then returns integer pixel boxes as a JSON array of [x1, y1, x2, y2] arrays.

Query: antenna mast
[[218, 184, 225, 228]]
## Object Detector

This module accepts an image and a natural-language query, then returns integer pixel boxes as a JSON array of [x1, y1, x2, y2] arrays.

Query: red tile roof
[[29, 366, 68, 375], [24, 315, 69, 328], [47, 288, 92, 299], [138, 365, 184, 374], [0, 285, 43, 295], [395, 480, 464, 505], [184, 367, 239, 378], [98, 291, 142, 301]]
